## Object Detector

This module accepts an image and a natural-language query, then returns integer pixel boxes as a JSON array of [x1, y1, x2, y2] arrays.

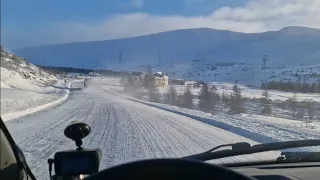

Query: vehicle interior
[[1, 117, 320, 180]]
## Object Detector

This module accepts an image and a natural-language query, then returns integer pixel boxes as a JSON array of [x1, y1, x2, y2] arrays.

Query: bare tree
[[260, 89, 272, 115], [287, 93, 298, 119], [305, 100, 315, 120], [296, 107, 306, 119]]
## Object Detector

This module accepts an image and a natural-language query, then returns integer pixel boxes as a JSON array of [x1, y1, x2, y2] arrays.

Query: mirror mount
[[75, 139, 83, 151], [64, 121, 91, 150]]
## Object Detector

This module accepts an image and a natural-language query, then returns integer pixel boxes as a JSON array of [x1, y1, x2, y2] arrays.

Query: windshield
[[1, 0, 320, 179]]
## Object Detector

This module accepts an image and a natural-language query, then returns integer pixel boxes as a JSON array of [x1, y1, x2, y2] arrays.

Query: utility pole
[[261, 55, 268, 70]]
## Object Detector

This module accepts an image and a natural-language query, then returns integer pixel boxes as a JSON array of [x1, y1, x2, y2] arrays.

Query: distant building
[[153, 72, 169, 87], [89, 72, 100, 76], [121, 72, 169, 88]]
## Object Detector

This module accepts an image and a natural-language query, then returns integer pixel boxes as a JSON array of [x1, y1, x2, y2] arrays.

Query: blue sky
[[2, 0, 246, 24], [1, 0, 319, 49]]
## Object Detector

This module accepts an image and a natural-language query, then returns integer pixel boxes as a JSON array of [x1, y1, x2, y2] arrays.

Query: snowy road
[[5, 81, 278, 179]]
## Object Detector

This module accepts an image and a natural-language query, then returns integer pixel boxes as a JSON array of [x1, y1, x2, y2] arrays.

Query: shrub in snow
[[305, 100, 316, 120], [181, 86, 193, 109], [168, 85, 178, 106], [287, 93, 298, 119], [228, 82, 245, 114], [260, 89, 272, 115], [198, 84, 220, 113]]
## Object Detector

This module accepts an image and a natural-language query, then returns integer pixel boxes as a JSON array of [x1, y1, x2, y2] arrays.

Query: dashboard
[[231, 162, 320, 180]]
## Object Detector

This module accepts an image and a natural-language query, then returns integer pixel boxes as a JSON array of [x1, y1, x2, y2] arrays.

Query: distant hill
[[12, 27, 320, 86], [13, 26, 320, 70]]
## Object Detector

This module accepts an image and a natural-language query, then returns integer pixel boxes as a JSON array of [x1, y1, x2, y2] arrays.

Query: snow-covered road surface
[[123, 98, 320, 152], [5, 81, 278, 180]]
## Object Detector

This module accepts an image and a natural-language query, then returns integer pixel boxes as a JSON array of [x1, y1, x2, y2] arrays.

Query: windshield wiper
[[182, 140, 320, 161], [277, 152, 320, 162]]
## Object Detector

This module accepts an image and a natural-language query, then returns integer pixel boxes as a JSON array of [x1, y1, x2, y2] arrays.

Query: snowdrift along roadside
[[102, 88, 276, 143], [103, 88, 320, 152], [2, 80, 81, 122]]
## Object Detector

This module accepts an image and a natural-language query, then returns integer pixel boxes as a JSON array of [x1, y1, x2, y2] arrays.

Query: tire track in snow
[[5, 84, 279, 180], [20, 95, 96, 178]]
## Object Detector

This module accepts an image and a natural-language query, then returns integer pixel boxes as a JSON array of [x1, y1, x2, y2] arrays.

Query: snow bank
[[240, 114, 320, 132], [0, 80, 12, 89], [119, 94, 320, 152], [98, 81, 275, 144], [99, 79, 320, 152], [2, 80, 81, 122], [115, 93, 276, 143]]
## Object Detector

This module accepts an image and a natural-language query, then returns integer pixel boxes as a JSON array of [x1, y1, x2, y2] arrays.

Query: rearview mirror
[[64, 121, 91, 149]]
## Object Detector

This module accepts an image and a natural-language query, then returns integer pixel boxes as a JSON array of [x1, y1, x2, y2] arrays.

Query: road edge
[[105, 88, 276, 144], [2, 80, 81, 122]]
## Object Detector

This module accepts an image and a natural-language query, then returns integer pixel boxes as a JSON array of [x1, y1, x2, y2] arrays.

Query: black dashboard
[[85, 159, 320, 180], [231, 162, 320, 180]]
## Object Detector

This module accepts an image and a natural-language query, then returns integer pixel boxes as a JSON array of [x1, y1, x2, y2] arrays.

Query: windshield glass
[[1, 0, 320, 179]]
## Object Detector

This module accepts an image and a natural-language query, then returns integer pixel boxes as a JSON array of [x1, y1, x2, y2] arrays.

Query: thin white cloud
[[4, 0, 320, 48], [131, 0, 144, 8]]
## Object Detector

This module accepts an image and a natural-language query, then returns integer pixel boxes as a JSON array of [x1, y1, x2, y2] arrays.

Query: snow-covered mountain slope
[[1, 47, 70, 116], [14, 26, 320, 69], [1, 48, 57, 90]]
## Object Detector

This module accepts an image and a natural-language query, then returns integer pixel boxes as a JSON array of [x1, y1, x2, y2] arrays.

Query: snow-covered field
[[5, 80, 279, 180], [115, 74, 319, 102], [116, 60, 320, 88]]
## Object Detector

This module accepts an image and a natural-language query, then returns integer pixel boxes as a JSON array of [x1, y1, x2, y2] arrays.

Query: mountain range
[[13, 26, 320, 70]]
